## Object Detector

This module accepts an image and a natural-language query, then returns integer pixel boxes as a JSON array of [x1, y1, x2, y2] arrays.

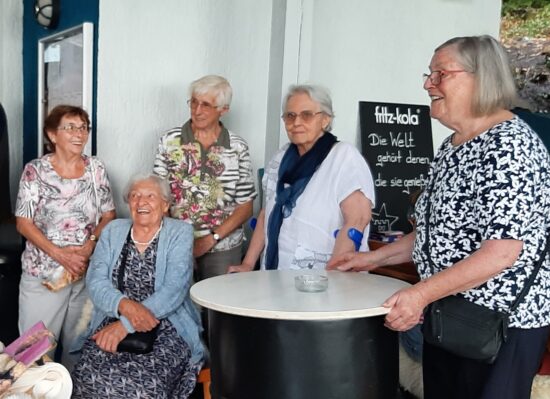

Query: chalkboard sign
[[359, 101, 434, 234]]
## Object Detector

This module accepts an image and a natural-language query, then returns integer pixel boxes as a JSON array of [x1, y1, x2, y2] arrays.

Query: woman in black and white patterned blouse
[[329, 35, 550, 399]]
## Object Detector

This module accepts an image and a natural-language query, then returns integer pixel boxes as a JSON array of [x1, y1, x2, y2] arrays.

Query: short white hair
[[123, 174, 172, 204], [189, 75, 233, 109], [282, 84, 334, 131]]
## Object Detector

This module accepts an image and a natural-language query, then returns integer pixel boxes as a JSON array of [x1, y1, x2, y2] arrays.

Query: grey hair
[[189, 75, 233, 109], [123, 174, 172, 204], [282, 84, 335, 131], [435, 35, 520, 116]]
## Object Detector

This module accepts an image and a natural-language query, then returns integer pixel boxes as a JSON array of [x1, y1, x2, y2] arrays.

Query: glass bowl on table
[[294, 274, 329, 293]]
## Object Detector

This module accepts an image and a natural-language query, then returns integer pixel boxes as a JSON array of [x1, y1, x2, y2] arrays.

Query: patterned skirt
[[71, 318, 199, 399]]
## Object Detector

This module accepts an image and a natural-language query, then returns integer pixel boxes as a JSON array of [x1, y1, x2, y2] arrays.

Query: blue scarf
[[265, 132, 338, 269]]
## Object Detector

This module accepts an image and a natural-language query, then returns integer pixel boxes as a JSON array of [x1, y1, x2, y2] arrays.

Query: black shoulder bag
[[116, 235, 159, 354], [421, 186, 549, 364]]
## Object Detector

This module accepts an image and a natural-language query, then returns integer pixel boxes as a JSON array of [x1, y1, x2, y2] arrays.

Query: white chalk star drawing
[[372, 203, 399, 231]]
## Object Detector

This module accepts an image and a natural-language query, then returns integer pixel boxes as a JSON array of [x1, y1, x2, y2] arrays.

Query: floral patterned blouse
[[153, 120, 256, 252], [15, 154, 115, 279]]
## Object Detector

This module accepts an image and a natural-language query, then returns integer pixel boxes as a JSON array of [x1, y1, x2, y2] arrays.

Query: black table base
[[208, 311, 398, 399]]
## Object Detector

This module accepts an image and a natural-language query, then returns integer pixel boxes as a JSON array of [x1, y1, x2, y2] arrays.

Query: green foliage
[[501, 1, 550, 39], [502, 0, 549, 15]]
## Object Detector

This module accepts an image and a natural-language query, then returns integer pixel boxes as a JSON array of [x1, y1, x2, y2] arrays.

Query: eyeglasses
[[281, 111, 324, 124], [422, 70, 467, 85], [187, 98, 218, 111], [57, 124, 89, 134]]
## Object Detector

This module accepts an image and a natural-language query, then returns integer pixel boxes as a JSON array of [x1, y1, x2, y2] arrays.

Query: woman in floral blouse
[[154, 75, 256, 280], [15, 105, 115, 370]]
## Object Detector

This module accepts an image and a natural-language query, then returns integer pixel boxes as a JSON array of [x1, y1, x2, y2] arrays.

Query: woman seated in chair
[[71, 174, 204, 398]]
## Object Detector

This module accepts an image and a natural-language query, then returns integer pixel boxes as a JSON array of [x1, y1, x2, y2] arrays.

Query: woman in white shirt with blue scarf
[[229, 84, 375, 272]]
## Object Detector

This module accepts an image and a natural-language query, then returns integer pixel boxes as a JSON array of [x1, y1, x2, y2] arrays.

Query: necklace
[[131, 221, 163, 246]]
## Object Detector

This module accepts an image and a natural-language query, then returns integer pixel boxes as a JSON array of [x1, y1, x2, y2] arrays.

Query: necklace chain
[[131, 221, 163, 246]]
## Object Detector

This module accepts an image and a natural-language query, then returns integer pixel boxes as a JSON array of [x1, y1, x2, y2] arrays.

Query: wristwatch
[[89, 234, 98, 242], [211, 231, 221, 242]]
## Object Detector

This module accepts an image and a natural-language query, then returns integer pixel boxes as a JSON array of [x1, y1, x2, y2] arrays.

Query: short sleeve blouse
[[412, 116, 550, 328], [15, 154, 115, 278], [153, 122, 257, 252], [262, 141, 375, 270]]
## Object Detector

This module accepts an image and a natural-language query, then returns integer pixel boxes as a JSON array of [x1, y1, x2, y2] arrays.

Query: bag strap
[[422, 178, 549, 313], [117, 231, 133, 292], [89, 157, 100, 226]]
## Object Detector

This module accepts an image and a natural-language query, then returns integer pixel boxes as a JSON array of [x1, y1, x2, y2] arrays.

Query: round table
[[191, 270, 410, 399]]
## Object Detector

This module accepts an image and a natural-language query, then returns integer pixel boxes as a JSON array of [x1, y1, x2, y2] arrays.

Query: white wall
[[0, 0, 23, 208], [0, 0, 504, 215], [96, 0, 501, 214], [97, 0, 279, 215], [288, 0, 502, 150]]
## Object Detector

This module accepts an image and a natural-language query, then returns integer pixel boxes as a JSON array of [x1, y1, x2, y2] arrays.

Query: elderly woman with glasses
[[15, 105, 116, 370], [71, 174, 204, 398], [329, 35, 550, 399], [229, 84, 374, 272], [154, 75, 256, 280]]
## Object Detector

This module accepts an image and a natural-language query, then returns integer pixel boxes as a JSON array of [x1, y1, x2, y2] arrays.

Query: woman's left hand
[[92, 321, 128, 353], [382, 286, 427, 332], [118, 298, 159, 332], [74, 240, 96, 262], [193, 235, 216, 258]]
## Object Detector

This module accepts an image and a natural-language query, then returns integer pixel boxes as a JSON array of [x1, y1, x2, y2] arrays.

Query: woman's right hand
[[227, 262, 255, 273], [383, 286, 427, 331], [118, 298, 159, 332], [15, 217, 89, 278], [326, 251, 380, 272], [328, 234, 416, 271], [52, 246, 88, 278], [92, 321, 128, 353]]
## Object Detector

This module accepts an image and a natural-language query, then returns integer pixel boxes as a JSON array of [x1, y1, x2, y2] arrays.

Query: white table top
[[190, 270, 410, 321]]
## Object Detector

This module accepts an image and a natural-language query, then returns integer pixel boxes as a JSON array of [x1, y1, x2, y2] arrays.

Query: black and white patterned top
[[412, 116, 550, 328]]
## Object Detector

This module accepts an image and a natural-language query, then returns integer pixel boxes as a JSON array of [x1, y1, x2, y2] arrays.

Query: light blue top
[[72, 217, 204, 365]]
